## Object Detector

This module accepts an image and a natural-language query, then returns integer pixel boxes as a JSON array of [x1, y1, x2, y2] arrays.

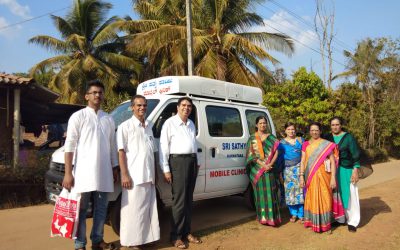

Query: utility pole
[[186, 0, 194, 76]]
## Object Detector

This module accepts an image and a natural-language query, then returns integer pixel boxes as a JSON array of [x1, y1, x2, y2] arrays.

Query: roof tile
[[0, 73, 34, 85]]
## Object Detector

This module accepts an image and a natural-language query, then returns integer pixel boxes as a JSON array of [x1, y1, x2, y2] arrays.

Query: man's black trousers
[[169, 154, 198, 241]]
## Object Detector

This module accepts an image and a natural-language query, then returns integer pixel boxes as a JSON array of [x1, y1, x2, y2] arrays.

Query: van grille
[[53, 162, 65, 173]]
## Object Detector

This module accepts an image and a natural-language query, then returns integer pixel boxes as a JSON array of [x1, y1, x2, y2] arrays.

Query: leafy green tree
[[334, 37, 400, 159], [128, 0, 294, 87], [29, 0, 142, 104], [335, 38, 389, 148], [264, 67, 333, 136], [330, 83, 367, 147]]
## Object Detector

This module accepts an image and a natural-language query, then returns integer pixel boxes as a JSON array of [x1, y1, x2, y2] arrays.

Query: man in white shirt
[[62, 80, 118, 250], [117, 95, 160, 249], [160, 97, 202, 249]]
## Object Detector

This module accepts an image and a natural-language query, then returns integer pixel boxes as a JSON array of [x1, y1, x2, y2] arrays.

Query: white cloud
[[0, 16, 22, 38], [251, 11, 318, 54], [0, 0, 31, 19], [0, 16, 9, 36]]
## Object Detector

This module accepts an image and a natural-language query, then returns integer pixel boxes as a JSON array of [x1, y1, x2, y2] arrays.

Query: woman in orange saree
[[300, 122, 345, 233]]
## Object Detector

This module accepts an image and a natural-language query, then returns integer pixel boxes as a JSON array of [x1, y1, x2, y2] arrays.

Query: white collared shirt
[[117, 115, 157, 185], [159, 114, 198, 173], [64, 107, 118, 193]]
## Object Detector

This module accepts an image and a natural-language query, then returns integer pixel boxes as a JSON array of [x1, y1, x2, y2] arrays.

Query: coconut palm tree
[[127, 0, 294, 87], [29, 0, 142, 104]]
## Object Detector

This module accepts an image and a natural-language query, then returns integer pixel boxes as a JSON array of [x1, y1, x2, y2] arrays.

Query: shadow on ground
[[359, 196, 391, 228]]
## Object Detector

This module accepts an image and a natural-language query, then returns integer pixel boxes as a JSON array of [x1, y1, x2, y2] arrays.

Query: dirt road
[[0, 160, 399, 250]]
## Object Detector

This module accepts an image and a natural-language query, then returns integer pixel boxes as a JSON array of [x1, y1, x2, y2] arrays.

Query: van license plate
[[49, 193, 58, 202]]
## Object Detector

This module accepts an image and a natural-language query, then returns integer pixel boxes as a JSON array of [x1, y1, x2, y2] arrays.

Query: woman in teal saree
[[246, 116, 281, 226]]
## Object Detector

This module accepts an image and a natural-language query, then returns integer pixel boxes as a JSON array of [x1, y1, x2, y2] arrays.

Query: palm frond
[[50, 15, 75, 38], [29, 55, 71, 76], [333, 70, 354, 80], [239, 32, 294, 56], [223, 33, 280, 64], [28, 35, 69, 53], [227, 56, 259, 87], [119, 19, 161, 33], [99, 52, 142, 74], [225, 12, 264, 33], [239, 49, 274, 82], [127, 25, 187, 53], [195, 48, 218, 79], [92, 16, 122, 45], [192, 35, 213, 55], [66, 34, 87, 52], [68, 0, 112, 39]]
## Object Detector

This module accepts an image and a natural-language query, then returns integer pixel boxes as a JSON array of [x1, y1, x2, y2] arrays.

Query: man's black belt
[[170, 153, 196, 158]]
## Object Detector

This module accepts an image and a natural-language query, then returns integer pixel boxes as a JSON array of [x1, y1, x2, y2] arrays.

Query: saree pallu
[[303, 139, 345, 232], [246, 133, 281, 226]]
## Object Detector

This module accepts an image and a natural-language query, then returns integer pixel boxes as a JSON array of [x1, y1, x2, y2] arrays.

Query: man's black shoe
[[348, 225, 357, 232]]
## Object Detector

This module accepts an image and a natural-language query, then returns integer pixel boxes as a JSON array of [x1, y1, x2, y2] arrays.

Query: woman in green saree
[[246, 116, 281, 226]]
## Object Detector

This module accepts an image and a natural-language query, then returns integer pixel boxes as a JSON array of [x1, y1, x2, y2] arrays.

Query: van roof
[[136, 76, 263, 105]]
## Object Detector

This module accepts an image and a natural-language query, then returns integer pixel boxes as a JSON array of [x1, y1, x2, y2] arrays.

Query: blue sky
[[0, 0, 399, 87]]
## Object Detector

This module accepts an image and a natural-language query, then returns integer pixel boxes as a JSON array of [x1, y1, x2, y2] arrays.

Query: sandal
[[91, 241, 113, 250], [298, 218, 304, 224], [172, 239, 187, 249], [186, 234, 202, 244], [289, 216, 297, 223]]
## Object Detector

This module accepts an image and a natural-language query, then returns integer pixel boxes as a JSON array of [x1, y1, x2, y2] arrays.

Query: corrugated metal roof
[[0, 73, 35, 85]]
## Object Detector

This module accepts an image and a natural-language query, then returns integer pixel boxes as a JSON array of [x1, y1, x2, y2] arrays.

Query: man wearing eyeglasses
[[63, 80, 118, 250], [160, 97, 202, 249], [117, 95, 160, 249]]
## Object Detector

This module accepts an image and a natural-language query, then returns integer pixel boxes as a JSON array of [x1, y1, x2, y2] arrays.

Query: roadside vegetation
[[0, 151, 51, 209]]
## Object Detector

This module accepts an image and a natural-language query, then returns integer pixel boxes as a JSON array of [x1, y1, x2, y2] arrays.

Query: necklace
[[285, 137, 296, 144], [258, 132, 268, 139]]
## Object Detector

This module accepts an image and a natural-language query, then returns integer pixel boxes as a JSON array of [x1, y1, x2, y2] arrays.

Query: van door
[[152, 99, 205, 203], [199, 102, 248, 193]]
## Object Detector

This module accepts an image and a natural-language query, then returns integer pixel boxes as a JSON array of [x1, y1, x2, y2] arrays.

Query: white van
[[45, 76, 276, 234]]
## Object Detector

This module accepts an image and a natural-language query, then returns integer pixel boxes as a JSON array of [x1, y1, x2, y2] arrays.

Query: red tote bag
[[50, 188, 81, 239]]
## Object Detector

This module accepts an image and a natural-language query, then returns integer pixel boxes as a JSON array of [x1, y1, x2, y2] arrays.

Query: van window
[[206, 106, 243, 137], [111, 99, 159, 127], [153, 102, 197, 138], [245, 110, 271, 134]]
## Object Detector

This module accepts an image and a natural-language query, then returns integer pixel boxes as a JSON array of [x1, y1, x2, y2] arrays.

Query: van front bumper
[[44, 163, 64, 203]]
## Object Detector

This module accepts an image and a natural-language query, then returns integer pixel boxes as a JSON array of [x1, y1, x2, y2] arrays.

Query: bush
[[362, 147, 388, 164], [0, 150, 51, 209]]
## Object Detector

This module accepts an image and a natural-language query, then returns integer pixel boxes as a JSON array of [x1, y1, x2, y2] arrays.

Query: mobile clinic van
[[45, 76, 276, 234]]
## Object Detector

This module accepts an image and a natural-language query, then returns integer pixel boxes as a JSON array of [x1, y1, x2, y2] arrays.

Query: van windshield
[[110, 99, 160, 127]]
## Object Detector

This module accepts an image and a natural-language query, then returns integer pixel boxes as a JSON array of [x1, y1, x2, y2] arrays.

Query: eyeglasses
[[87, 91, 103, 96]]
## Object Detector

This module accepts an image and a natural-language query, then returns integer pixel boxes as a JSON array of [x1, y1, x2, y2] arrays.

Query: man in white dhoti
[[117, 95, 160, 249]]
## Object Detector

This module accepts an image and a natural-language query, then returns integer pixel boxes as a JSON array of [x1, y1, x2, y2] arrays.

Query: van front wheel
[[109, 195, 121, 236], [244, 184, 255, 210]]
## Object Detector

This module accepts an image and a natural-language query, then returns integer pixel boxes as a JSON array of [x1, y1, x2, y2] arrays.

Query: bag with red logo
[[50, 188, 81, 239]]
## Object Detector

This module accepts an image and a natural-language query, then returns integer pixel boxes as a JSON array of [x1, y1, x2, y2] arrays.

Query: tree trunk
[[366, 87, 376, 148]]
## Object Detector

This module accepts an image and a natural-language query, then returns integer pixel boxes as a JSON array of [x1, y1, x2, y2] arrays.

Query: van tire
[[109, 195, 121, 236], [244, 184, 255, 210], [156, 190, 164, 213]]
